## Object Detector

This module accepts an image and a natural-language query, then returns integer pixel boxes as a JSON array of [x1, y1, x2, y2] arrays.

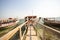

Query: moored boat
[[44, 18, 60, 27]]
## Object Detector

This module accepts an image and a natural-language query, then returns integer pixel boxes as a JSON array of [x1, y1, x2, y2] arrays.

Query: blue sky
[[0, 0, 60, 18]]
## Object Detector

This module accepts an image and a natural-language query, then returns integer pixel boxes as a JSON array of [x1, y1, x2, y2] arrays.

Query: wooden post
[[42, 26, 46, 40], [20, 28, 22, 40]]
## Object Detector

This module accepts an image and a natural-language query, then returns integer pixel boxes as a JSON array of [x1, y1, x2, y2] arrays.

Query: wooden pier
[[0, 18, 60, 40]]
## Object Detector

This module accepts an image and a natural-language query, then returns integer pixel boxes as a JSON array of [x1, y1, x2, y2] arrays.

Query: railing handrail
[[38, 22, 60, 34], [0, 21, 28, 40]]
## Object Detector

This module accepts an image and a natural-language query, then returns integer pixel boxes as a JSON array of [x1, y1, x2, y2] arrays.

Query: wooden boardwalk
[[26, 25, 38, 40]]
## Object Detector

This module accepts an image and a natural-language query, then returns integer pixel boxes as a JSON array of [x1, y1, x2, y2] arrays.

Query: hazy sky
[[0, 0, 60, 18]]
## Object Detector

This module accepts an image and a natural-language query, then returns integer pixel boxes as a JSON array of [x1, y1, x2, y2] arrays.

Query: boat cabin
[[25, 16, 37, 22]]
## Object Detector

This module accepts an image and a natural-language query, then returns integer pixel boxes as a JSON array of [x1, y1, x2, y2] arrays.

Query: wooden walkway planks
[[26, 26, 38, 40]]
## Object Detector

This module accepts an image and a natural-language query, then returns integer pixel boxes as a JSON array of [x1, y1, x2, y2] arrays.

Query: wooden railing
[[34, 22, 60, 40], [39, 23, 60, 40], [0, 21, 28, 40]]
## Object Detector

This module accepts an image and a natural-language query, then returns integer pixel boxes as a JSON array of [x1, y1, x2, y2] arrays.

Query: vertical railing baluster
[[42, 26, 46, 40], [19, 28, 22, 40]]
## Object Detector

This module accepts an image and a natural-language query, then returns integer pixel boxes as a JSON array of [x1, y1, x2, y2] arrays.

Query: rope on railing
[[0, 21, 28, 40]]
